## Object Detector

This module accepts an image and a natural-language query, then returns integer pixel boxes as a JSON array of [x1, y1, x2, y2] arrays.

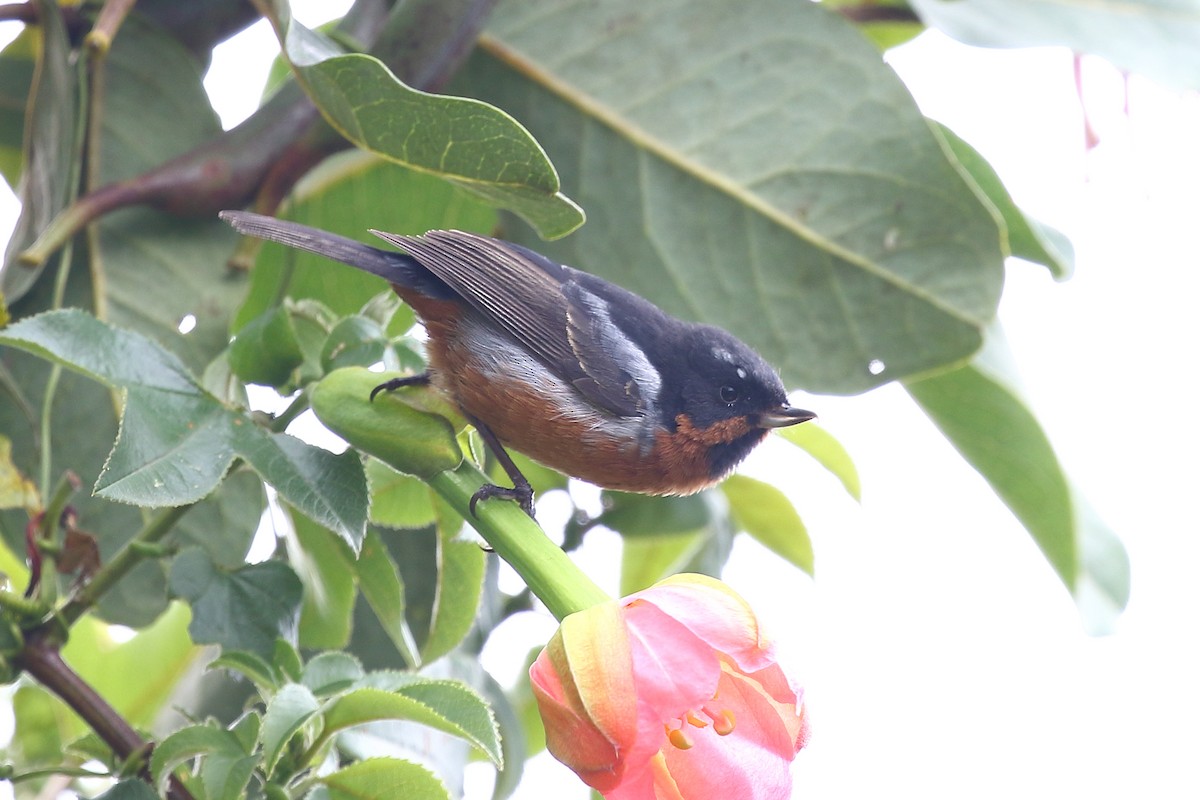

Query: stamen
[[666, 724, 694, 750], [700, 702, 736, 736], [685, 711, 708, 728]]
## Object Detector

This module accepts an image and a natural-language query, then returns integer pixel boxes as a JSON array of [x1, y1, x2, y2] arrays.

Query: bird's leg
[[370, 371, 432, 401], [467, 416, 535, 518]]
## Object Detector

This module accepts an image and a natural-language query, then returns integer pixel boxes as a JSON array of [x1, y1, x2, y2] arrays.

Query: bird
[[220, 211, 814, 515]]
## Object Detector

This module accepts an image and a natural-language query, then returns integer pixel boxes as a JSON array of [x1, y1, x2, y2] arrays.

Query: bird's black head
[[660, 325, 815, 479]]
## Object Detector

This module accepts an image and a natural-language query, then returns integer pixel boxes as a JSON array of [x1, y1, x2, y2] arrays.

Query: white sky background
[[3, 3, 1200, 798]]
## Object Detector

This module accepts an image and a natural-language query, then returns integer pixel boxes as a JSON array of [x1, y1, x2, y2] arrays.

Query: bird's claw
[[469, 481, 535, 518]]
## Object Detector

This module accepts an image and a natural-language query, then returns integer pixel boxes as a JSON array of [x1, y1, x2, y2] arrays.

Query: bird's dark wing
[[371, 230, 648, 417]]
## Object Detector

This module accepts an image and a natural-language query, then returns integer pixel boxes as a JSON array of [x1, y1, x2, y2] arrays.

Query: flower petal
[[624, 601, 723, 718], [630, 574, 775, 672], [658, 664, 803, 800], [530, 602, 640, 791]]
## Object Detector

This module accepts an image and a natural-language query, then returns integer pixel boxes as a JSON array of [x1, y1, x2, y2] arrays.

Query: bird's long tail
[[220, 210, 422, 284]]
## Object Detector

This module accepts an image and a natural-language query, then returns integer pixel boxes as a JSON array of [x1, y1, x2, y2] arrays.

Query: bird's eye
[[719, 384, 739, 404]]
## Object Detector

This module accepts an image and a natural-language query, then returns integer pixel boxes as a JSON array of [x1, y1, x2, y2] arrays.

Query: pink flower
[[530, 573, 809, 799]]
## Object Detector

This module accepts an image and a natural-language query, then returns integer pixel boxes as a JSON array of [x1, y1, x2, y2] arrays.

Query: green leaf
[[261, 682, 320, 775], [321, 315, 389, 373], [263, 8, 583, 239], [208, 650, 280, 693], [356, 527, 421, 665], [90, 15, 245, 374], [63, 602, 199, 732], [286, 509, 358, 650], [620, 532, 710, 596], [597, 492, 715, 538], [420, 537, 486, 664], [233, 153, 496, 329], [316, 757, 449, 800], [476, 670, 525, 800], [829, 0, 926, 50], [230, 710, 262, 754], [201, 747, 259, 800], [0, 308, 197, 392], [11, 685, 68, 764], [0, 0, 77, 303], [95, 781, 159, 800], [0, 309, 237, 507], [273, 638, 304, 683], [150, 724, 246, 796], [722, 475, 814, 575], [96, 387, 238, 505], [169, 469, 265, 568], [0, 310, 369, 544], [169, 548, 303, 657], [301, 651, 365, 696], [236, 426, 368, 553], [466, 0, 1004, 393], [910, 0, 1200, 92], [367, 459, 437, 529], [311, 367, 463, 479], [229, 307, 305, 388], [905, 322, 1130, 630], [776, 423, 862, 501], [325, 680, 501, 766], [935, 123, 1073, 280], [0, 27, 36, 189]]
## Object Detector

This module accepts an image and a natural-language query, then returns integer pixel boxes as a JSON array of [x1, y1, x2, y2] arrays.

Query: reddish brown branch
[[837, 4, 921, 24], [16, 635, 196, 800]]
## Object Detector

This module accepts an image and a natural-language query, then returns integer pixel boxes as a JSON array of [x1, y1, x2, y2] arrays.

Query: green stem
[[427, 463, 610, 620], [0, 588, 46, 620], [269, 388, 310, 433], [59, 504, 193, 626], [6, 765, 111, 784]]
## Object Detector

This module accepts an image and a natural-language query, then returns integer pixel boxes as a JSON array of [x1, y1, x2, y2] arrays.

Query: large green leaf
[[420, 534, 486, 664], [936, 123, 1074, 280], [287, 510, 358, 650], [0, 27, 36, 187], [0, 310, 368, 550], [169, 469, 265, 568], [367, 459, 437, 530], [776, 423, 862, 502], [910, 0, 1200, 92], [905, 322, 1130, 630], [95, 781, 160, 800], [260, 4, 582, 239], [63, 602, 199, 732], [89, 13, 247, 373], [261, 682, 320, 775], [461, 0, 1004, 393], [315, 757, 449, 800], [235, 426, 368, 552], [323, 679, 501, 765], [355, 527, 421, 666], [0, 0, 77, 303], [168, 547, 304, 657], [150, 724, 252, 799], [233, 153, 497, 330], [722, 475, 814, 576], [620, 533, 711, 596]]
